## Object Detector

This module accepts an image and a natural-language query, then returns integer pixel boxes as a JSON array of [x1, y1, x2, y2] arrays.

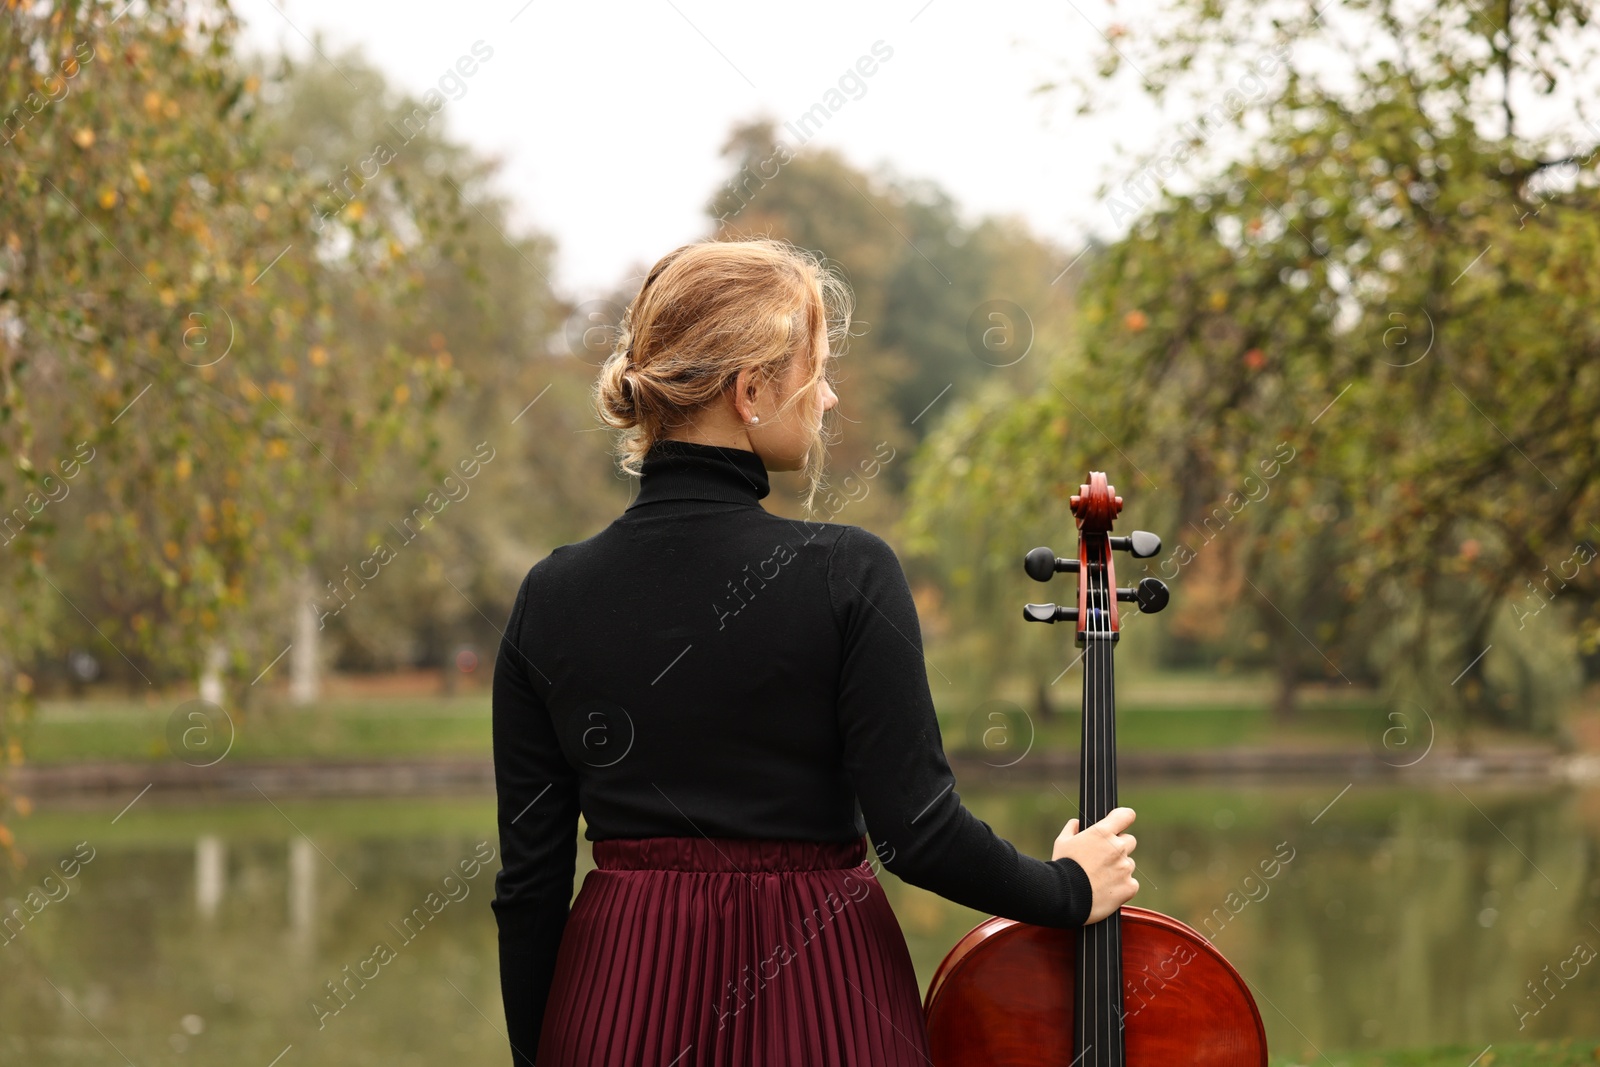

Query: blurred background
[[3, 0, 1599, 1064]]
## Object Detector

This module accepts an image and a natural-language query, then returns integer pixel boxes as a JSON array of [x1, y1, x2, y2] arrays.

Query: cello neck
[[1074, 527, 1126, 1067], [1078, 631, 1119, 825]]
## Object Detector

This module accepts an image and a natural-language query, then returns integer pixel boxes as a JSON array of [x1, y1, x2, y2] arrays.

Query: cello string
[[1088, 543, 1100, 1062], [1110, 550, 1120, 1050], [1101, 538, 1116, 1054], [1110, 546, 1122, 1049], [1081, 536, 1094, 1061], [1092, 535, 1104, 1061], [1081, 536, 1096, 1061]]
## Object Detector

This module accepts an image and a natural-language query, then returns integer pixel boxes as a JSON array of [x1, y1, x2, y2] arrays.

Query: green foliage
[[0, 1, 495, 847], [248, 45, 591, 676], [909, 0, 1600, 738]]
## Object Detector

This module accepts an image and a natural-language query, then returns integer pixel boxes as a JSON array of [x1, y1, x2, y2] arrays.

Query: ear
[[730, 367, 760, 422]]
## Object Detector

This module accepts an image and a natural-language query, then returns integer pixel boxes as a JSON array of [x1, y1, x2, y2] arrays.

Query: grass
[[16, 693, 492, 764], [12, 669, 1554, 766], [1025, 700, 1384, 751], [947, 687, 1396, 757], [1269, 1039, 1600, 1066], [943, 668, 1554, 755]]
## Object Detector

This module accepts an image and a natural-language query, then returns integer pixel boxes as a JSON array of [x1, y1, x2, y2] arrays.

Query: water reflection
[[288, 836, 315, 959], [900, 782, 1600, 1060], [0, 786, 1595, 1065], [195, 835, 224, 921]]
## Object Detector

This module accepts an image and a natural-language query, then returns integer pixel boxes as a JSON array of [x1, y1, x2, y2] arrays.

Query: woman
[[490, 237, 1140, 1066]]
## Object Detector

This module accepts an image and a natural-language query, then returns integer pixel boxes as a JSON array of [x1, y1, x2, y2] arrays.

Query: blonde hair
[[595, 237, 853, 514]]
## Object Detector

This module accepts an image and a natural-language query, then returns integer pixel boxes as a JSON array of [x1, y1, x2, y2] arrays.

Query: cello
[[922, 472, 1268, 1066]]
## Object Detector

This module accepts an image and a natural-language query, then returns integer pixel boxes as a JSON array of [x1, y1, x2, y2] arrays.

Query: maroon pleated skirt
[[535, 834, 934, 1066]]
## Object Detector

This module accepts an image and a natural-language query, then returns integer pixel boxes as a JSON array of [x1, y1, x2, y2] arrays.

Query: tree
[[0, 0, 466, 855], [910, 0, 1600, 741], [248, 44, 582, 690]]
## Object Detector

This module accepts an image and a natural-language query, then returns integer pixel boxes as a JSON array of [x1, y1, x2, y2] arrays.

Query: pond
[[2, 782, 1597, 1065]]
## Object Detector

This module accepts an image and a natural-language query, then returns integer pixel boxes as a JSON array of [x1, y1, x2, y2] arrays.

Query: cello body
[[922, 472, 1269, 1066], [923, 907, 1268, 1065]]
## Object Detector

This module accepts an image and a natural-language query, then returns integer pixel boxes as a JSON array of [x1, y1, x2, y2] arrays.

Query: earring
[[750, 416, 760, 424]]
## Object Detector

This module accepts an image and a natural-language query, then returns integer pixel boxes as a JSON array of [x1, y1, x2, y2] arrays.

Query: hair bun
[[600, 359, 639, 428]]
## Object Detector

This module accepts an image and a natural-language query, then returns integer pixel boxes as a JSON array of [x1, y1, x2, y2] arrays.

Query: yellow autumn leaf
[[98, 187, 118, 209], [266, 439, 289, 459], [71, 127, 95, 148], [175, 455, 192, 480], [163, 540, 180, 560], [309, 345, 328, 366], [130, 160, 151, 193], [144, 90, 162, 114], [393, 383, 411, 405], [346, 201, 366, 222]]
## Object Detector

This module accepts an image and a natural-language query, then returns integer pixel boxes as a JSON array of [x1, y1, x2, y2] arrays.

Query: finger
[[1062, 819, 1079, 836], [1121, 833, 1137, 854], [1097, 806, 1137, 835]]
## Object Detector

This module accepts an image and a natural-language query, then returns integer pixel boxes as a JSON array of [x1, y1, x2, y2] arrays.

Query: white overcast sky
[[235, 0, 1185, 299]]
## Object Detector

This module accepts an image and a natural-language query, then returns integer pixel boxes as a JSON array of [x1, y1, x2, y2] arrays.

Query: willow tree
[[906, 0, 1600, 742], [254, 46, 579, 687], [0, 0, 458, 854]]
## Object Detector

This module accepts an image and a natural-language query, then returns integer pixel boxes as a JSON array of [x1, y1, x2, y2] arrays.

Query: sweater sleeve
[[825, 525, 1094, 928], [490, 568, 582, 1066]]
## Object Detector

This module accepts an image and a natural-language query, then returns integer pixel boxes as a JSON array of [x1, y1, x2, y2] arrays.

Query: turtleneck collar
[[625, 438, 771, 511]]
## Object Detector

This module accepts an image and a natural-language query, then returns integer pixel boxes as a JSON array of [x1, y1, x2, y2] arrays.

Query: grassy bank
[[12, 670, 1556, 766], [17, 694, 493, 764], [1270, 1039, 1599, 1066]]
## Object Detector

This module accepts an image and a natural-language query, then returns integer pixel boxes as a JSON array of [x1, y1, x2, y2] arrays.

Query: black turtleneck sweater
[[489, 438, 1093, 1063]]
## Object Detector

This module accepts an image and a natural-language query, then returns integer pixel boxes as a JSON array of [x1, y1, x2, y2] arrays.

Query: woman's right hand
[[1051, 806, 1139, 925]]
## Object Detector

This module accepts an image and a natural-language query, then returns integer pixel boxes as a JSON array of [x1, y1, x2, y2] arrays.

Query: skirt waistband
[[592, 834, 869, 872]]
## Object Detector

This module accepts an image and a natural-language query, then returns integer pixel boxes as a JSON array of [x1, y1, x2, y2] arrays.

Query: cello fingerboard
[[1075, 630, 1125, 1066]]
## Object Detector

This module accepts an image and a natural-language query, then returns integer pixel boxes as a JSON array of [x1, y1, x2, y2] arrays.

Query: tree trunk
[[289, 570, 320, 706], [1272, 648, 1298, 723], [198, 642, 226, 707]]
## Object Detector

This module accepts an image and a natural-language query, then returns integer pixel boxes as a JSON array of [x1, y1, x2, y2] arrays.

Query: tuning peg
[[1109, 531, 1162, 558], [1023, 603, 1079, 624], [1024, 546, 1080, 583], [1114, 577, 1170, 613]]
